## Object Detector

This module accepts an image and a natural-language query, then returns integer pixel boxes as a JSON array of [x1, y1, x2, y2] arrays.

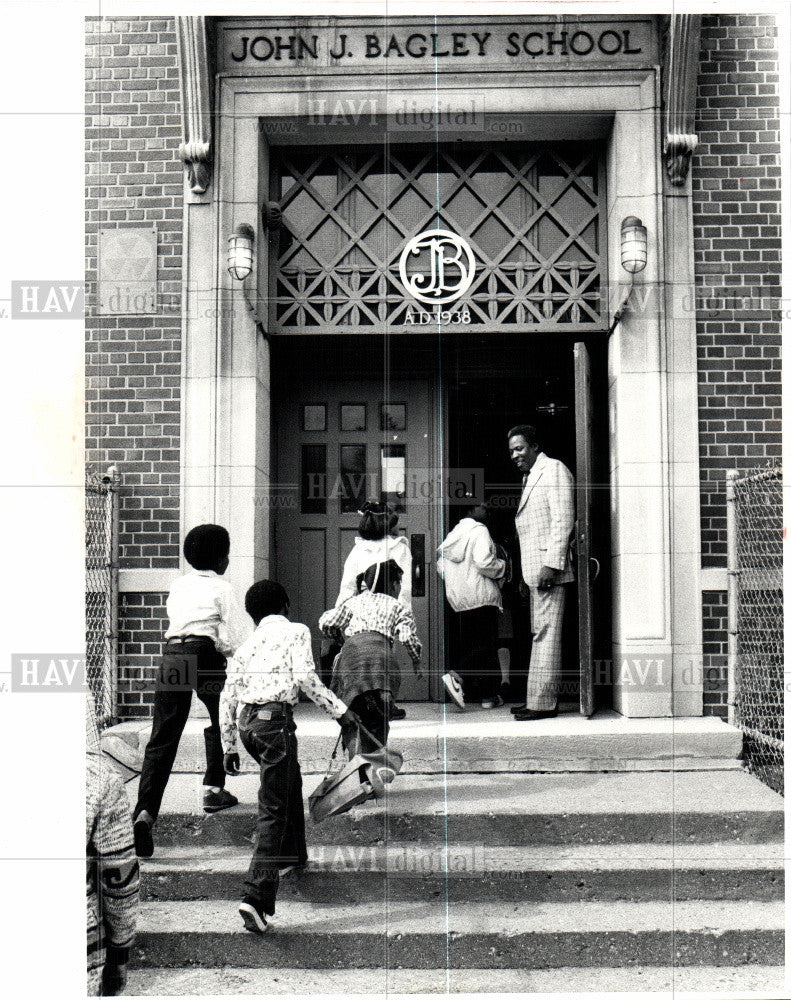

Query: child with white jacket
[[335, 500, 412, 610], [437, 502, 507, 709]]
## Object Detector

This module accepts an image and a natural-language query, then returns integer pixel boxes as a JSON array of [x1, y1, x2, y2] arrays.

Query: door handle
[[589, 556, 601, 582], [410, 533, 426, 597]]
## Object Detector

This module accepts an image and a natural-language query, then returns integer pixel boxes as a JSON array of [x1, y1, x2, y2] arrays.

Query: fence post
[[107, 466, 121, 723], [726, 469, 739, 727]]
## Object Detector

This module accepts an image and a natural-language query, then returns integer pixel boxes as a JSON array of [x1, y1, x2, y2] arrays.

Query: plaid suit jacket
[[514, 452, 575, 588]]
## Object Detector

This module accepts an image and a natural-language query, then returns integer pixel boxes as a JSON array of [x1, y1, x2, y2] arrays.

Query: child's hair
[[183, 524, 230, 570], [357, 499, 398, 540], [245, 580, 290, 624], [361, 559, 403, 595]]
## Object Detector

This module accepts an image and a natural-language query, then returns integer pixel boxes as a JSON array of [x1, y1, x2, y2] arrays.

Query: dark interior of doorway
[[443, 332, 611, 711]]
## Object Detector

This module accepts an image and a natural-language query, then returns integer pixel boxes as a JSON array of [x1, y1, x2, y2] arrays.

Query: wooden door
[[275, 378, 432, 699], [574, 342, 595, 716]]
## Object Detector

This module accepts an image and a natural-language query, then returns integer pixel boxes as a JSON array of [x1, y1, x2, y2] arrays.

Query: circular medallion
[[398, 229, 476, 305]]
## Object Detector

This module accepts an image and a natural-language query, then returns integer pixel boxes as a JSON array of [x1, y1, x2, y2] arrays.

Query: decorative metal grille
[[272, 143, 605, 334]]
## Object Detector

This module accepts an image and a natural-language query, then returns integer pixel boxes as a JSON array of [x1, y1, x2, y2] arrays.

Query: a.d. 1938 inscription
[[219, 19, 655, 71]]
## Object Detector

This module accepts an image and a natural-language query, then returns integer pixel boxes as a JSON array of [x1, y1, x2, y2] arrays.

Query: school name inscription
[[222, 23, 652, 69]]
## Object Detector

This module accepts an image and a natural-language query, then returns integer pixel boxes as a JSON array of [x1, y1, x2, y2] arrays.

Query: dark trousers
[[134, 638, 227, 822], [239, 703, 307, 916], [342, 690, 390, 756], [456, 605, 500, 702]]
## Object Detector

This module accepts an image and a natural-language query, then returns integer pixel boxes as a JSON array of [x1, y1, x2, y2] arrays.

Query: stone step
[[140, 843, 783, 903], [109, 705, 744, 774], [127, 964, 787, 995], [137, 770, 784, 848], [131, 898, 784, 969]]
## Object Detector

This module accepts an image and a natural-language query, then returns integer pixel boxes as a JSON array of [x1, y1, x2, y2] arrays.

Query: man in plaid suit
[[507, 425, 575, 720]]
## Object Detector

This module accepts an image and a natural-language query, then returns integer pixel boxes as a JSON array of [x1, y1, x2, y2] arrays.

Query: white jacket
[[436, 518, 506, 613], [335, 534, 413, 609]]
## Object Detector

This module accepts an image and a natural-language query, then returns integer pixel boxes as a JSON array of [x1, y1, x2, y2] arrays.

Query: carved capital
[[176, 17, 212, 195], [662, 14, 701, 186]]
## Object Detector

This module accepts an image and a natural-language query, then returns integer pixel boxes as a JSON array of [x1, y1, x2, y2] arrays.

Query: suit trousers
[[134, 638, 227, 821], [239, 703, 307, 916], [525, 584, 566, 710]]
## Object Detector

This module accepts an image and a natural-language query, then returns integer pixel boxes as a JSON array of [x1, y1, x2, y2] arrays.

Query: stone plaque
[[218, 17, 656, 73], [98, 227, 157, 315]]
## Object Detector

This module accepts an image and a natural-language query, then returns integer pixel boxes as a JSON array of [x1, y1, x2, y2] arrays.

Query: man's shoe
[[239, 896, 270, 935], [390, 705, 407, 721], [513, 707, 559, 721], [442, 672, 465, 710], [203, 787, 238, 813], [510, 703, 527, 715], [133, 816, 154, 858]]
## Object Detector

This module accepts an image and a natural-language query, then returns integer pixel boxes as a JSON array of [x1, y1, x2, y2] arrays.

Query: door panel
[[276, 378, 431, 699], [574, 342, 594, 716]]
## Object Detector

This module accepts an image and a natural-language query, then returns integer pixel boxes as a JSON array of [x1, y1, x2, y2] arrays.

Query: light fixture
[[620, 216, 647, 274], [609, 216, 648, 333], [227, 223, 255, 281]]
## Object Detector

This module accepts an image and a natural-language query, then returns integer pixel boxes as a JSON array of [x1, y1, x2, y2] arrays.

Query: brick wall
[[693, 13, 781, 713], [701, 591, 729, 718], [85, 16, 182, 569], [86, 17, 183, 717], [117, 592, 168, 716]]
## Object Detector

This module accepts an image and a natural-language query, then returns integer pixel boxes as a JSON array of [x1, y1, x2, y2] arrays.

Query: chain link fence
[[86, 467, 120, 729], [727, 465, 784, 793]]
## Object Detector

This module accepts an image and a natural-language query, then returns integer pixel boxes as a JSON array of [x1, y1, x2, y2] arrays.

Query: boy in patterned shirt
[[220, 580, 359, 934]]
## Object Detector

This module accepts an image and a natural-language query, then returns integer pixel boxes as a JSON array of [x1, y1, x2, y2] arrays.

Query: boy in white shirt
[[133, 524, 252, 858], [220, 580, 358, 934]]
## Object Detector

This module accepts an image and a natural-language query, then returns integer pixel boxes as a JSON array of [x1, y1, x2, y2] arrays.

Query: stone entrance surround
[[178, 20, 703, 718]]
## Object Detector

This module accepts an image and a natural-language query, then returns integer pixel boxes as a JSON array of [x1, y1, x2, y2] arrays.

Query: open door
[[574, 342, 596, 717]]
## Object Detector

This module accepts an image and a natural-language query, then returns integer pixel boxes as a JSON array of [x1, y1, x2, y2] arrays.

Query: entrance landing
[[108, 705, 743, 775]]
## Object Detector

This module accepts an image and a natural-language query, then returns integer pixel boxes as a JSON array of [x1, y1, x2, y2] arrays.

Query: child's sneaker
[[203, 788, 238, 813], [481, 694, 504, 709], [442, 672, 465, 710], [239, 896, 270, 934], [390, 704, 407, 721]]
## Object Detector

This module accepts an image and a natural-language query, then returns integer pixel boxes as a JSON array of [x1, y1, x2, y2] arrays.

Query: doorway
[[442, 332, 609, 710], [270, 333, 610, 706]]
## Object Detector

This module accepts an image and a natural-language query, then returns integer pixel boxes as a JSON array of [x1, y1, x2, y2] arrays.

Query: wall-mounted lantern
[[620, 216, 648, 274], [609, 216, 648, 333], [227, 223, 255, 281]]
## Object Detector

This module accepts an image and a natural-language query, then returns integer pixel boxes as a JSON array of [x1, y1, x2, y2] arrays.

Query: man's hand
[[537, 565, 561, 591], [223, 751, 240, 775], [102, 962, 128, 996]]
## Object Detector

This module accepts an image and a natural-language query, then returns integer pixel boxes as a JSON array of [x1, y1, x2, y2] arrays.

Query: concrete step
[[131, 898, 784, 969], [109, 705, 744, 774], [127, 964, 787, 995], [140, 843, 784, 903], [134, 770, 784, 847]]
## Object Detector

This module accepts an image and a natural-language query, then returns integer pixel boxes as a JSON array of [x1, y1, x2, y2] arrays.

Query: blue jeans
[[238, 703, 307, 914]]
